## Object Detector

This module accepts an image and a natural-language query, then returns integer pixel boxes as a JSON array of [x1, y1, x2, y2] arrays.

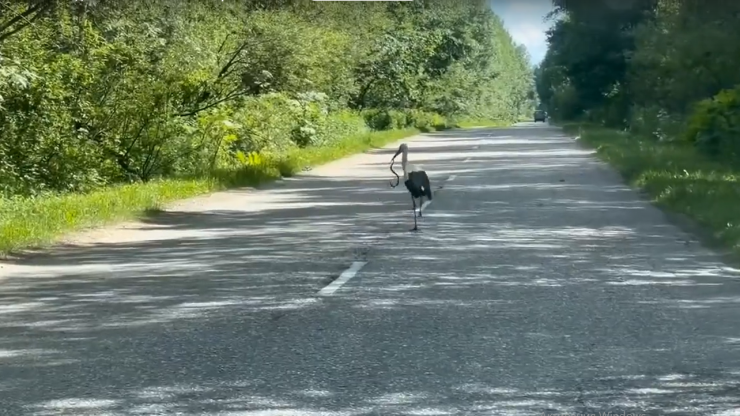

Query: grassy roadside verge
[[561, 122, 740, 258], [454, 118, 512, 128], [0, 122, 500, 257]]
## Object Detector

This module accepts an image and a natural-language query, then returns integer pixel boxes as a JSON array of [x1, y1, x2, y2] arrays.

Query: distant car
[[534, 110, 547, 122]]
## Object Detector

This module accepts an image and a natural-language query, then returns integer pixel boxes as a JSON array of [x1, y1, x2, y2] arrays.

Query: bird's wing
[[421, 171, 432, 199]]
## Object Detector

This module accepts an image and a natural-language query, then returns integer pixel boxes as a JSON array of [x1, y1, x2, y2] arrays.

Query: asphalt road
[[2, 122, 740, 415]]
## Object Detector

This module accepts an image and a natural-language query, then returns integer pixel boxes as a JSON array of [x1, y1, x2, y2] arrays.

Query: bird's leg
[[418, 195, 424, 217], [410, 195, 418, 231]]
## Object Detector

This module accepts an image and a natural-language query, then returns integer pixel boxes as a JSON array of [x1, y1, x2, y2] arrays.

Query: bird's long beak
[[390, 146, 402, 163]]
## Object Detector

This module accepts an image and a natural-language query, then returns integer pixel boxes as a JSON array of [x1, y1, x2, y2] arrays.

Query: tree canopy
[[0, 0, 535, 197], [536, 0, 740, 159]]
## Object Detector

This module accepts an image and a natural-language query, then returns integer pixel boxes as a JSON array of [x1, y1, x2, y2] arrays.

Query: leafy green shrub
[[402, 109, 446, 132], [430, 113, 449, 130], [0, 35, 106, 196], [361, 108, 449, 132], [387, 110, 408, 130], [290, 92, 331, 148], [319, 109, 369, 145], [361, 109, 392, 130], [628, 105, 683, 142], [231, 93, 300, 154], [684, 86, 740, 160], [362, 109, 417, 130]]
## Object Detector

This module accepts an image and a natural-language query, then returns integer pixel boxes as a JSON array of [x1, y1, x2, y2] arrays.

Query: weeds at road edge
[[562, 122, 740, 259]]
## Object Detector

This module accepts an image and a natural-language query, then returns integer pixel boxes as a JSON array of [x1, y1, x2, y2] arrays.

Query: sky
[[489, 0, 555, 65]]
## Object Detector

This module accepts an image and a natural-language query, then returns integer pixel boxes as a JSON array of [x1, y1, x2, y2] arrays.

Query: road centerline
[[317, 261, 367, 296]]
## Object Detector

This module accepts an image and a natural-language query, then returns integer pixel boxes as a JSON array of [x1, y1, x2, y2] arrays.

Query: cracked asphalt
[[2, 122, 740, 415]]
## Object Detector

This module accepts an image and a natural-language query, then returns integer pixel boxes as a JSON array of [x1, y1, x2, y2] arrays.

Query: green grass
[[563, 123, 740, 257], [0, 124, 491, 257], [0, 180, 216, 255], [454, 118, 512, 128]]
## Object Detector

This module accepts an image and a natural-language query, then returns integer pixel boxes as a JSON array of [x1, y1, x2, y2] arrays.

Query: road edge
[[562, 125, 740, 270]]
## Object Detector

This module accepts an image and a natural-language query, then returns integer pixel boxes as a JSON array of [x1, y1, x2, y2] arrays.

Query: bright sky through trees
[[490, 0, 555, 64]]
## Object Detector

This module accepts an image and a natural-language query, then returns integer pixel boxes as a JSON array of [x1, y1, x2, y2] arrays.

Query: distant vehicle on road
[[534, 110, 547, 122]]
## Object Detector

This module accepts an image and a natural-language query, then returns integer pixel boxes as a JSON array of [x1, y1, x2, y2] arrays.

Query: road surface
[[1, 122, 740, 415]]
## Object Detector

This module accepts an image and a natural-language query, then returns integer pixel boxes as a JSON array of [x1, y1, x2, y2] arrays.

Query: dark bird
[[389, 143, 432, 231]]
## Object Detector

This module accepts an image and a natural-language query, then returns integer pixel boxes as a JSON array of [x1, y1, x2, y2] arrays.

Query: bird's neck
[[402, 152, 409, 180]]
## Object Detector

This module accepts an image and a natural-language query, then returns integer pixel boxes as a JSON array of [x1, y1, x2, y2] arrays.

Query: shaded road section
[[1, 123, 740, 415]]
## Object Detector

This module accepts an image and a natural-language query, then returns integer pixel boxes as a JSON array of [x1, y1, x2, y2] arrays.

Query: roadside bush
[[387, 110, 408, 130], [684, 86, 740, 160], [361, 109, 393, 130], [231, 94, 300, 155], [403, 109, 448, 132], [361, 109, 442, 131], [318, 109, 369, 145]]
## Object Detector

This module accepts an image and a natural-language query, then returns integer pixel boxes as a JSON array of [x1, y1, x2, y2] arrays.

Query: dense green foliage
[[537, 0, 740, 255], [0, 0, 535, 199], [536, 0, 740, 147]]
